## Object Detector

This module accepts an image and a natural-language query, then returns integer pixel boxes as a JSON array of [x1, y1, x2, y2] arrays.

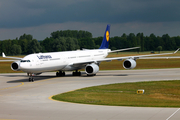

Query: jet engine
[[11, 61, 21, 71], [85, 63, 99, 75], [123, 59, 136, 69]]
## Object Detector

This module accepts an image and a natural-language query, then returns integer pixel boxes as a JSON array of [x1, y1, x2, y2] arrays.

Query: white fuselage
[[19, 49, 110, 73]]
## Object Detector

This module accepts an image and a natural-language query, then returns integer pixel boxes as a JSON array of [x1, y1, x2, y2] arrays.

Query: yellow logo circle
[[106, 31, 109, 42]]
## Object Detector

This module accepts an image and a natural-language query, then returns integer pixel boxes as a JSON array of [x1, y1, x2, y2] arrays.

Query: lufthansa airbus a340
[[2, 25, 179, 82]]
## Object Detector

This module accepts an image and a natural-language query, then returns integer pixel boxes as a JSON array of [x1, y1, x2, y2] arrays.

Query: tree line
[[0, 30, 180, 55]]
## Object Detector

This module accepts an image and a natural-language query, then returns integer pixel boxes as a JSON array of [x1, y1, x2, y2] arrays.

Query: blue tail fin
[[99, 24, 110, 49]]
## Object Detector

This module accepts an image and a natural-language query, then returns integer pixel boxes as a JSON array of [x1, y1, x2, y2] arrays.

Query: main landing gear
[[56, 70, 81, 77], [72, 70, 81, 76], [56, 71, 65, 77]]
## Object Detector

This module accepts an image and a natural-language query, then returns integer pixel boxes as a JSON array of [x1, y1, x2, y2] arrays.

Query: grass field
[[0, 51, 180, 73], [52, 80, 180, 107]]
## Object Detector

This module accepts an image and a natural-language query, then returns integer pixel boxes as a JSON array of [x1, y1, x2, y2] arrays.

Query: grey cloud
[[0, 0, 180, 29]]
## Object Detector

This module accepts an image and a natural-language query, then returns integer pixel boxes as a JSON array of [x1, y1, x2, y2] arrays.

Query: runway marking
[[166, 108, 180, 120], [34, 77, 58, 83], [0, 77, 59, 92], [26, 77, 58, 85], [48, 86, 84, 103], [48, 95, 58, 102], [0, 82, 24, 91], [0, 119, 16, 120], [48, 95, 82, 105]]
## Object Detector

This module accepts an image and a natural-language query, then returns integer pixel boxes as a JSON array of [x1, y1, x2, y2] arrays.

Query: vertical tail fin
[[99, 24, 110, 49]]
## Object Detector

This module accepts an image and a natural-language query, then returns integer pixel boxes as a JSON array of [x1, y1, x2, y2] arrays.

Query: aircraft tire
[[72, 71, 81, 76]]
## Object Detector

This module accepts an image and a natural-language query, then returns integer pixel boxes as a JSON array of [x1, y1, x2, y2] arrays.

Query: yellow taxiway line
[[0, 82, 24, 91]]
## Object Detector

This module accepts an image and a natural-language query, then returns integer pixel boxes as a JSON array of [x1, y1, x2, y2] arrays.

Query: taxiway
[[0, 69, 180, 120]]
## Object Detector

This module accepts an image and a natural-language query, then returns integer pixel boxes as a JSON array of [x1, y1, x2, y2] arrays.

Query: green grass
[[0, 62, 23, 73], [52, 80, 180, 107], [0, 55, 24, 73]]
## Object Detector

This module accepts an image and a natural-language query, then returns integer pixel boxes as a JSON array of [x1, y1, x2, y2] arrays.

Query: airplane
[[2, 24, 180, 82]]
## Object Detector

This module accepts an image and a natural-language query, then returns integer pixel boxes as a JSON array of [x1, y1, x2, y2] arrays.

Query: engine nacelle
[[11, 61, 21, 71], [85, 63, 99, 75], [123, 59, 136, 69]]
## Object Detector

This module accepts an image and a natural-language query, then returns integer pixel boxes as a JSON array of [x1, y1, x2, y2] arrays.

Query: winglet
[[174, 48, 180, 54], [2, 52, 6, 57]]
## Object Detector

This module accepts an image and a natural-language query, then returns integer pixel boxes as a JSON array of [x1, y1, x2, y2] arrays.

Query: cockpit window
[[21, 60, 31, 62]]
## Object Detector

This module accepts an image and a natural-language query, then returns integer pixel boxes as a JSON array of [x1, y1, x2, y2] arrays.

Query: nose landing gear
[[28, 73, 34, 82]]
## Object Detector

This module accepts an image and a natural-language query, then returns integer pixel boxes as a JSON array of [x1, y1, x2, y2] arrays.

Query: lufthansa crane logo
[[106, 31, 109, 42]]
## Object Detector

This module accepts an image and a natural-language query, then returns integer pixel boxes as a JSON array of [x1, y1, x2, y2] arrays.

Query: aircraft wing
[[108, 47, 140, 53], [139, 56, 180, 59], [103, 48, 180, 61], [2, 52, 22, 60], [71, 48, 180, 66], [0, 60, 17, 62]]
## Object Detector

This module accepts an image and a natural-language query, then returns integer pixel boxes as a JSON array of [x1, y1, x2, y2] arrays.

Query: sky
[[0, 0, 180, 40]]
